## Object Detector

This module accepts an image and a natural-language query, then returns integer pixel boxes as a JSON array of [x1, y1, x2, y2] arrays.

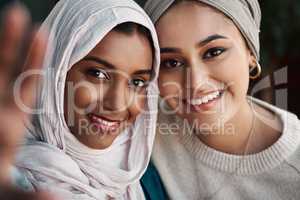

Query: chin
[[82, 134, 119, 150]]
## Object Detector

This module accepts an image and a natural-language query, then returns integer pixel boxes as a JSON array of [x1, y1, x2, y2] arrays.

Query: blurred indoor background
[[1, 0, 299, 117]]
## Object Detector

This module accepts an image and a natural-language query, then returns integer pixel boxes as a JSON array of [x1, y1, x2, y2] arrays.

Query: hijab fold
[[16, 0, 160, 199]]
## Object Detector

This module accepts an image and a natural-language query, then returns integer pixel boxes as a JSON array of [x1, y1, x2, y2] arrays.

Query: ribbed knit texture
[[152, 97, 300, 200]]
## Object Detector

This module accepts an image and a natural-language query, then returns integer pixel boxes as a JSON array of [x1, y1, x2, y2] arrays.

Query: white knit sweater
[[152, 97, 300, 200]]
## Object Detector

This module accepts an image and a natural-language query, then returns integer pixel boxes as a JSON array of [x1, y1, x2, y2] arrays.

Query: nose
[[185, 60, 208, 94], [102, 81, 128, 114]]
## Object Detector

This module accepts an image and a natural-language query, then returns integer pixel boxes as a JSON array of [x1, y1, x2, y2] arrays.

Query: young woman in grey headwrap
[[141, 0, 300, 199]]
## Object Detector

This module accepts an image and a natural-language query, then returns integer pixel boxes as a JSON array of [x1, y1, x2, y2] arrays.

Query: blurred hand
[[0, 3, 56, 200], [0, 187, 55, 200]]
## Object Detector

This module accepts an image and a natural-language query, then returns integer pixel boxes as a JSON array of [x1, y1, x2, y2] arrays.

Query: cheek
[[228, 63, 249, 97], [65, 83, 101, 115], [73, 87, 95, 109], [64, 85, 95, 126], [64, 83, 95, 130], [127, 92, 147, 121], [211, 56, 249, 95], [158, 71, 184, 98]]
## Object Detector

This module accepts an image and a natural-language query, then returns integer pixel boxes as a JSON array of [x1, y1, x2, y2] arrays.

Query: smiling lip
[[87, 114, 122, 132], [184, 90, 225, 112]]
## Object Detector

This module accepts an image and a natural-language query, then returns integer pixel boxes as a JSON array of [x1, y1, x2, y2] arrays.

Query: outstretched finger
[[13, 28, 48, 116], [0, 187, 58, 200], [0, 3, 30, 95]]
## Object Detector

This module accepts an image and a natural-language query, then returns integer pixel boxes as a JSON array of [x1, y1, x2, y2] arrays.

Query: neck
[[196, 99, 255, 155]]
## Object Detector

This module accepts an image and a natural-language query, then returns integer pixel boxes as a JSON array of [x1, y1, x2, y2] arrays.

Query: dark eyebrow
[[160, 34, 227, 54], [82, 56, 115, 69], [160, 47, 182, 54], [83, 56, 152, 78], [134, 69, 154, 82], [133, 69, 153, 76], [197, 34, 228, 47]]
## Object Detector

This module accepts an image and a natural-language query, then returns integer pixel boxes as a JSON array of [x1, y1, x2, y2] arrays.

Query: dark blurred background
[[1, 0, 299, 117]]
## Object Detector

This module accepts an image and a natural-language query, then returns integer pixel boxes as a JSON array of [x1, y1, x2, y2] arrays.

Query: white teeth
[[203, 96, 209, 103], [207, 94, 214, 101], [191, 98, 203, 105], [188, 91, 221, 106], [92, 115, 119, 127]]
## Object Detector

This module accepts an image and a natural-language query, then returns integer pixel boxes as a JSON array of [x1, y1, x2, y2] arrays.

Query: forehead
[[86, 30, 153, 72], [155, 1, 238, 46]]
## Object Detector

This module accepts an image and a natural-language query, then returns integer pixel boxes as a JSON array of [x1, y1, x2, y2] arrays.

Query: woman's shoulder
[[249, 96, 298, 115], [250, 96, 300, 165], [249, 96, 300, 130]]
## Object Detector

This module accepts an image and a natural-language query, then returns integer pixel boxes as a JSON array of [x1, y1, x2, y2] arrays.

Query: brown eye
[[130, 79, 146, 88], [86, 68, 109, 80], [203, 47, 226, 59], [129, 78, 149, 93], [161, 59, 185, 69]]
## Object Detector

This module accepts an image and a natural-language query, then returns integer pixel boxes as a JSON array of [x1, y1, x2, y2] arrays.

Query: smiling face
[[156, 1, 256, 130], [64, 27, 153, 149]]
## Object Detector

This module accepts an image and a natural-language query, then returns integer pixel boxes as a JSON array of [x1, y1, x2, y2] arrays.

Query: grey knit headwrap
[[144, 0, 261, 60]]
